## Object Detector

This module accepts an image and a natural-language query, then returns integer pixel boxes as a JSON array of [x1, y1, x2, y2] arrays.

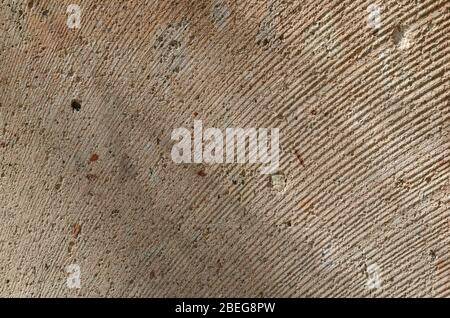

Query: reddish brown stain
[[89, 153, 99, 162], [73, 223, 82, 239], [197, 170, 207, 177]]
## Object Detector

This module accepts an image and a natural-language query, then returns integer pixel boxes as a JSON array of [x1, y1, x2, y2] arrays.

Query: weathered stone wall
[[0, 0, 449, 297]]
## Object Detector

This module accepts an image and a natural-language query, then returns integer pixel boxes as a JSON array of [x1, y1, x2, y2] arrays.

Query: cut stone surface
[[0, 0, 449, 297]]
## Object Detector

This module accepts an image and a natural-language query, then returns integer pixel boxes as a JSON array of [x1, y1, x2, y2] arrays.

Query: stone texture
[[0, 0, 449, 297]]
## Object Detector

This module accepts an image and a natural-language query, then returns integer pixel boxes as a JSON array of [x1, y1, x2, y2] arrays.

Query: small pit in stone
[[71, 99, 81, 112], [270, 174, 286, 191], [89, 153, 99, 163], [391, 25, 411, 49]]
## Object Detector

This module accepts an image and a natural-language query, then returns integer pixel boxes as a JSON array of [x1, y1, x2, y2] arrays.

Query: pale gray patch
[[211, 0, 231, 30], [256, 0, 282, 49], [366, 263, 382, 289]]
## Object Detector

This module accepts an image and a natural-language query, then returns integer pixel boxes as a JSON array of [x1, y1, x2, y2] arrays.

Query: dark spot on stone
[[0, 142, 6, 148], [89, 153, 99, 162], [42, 9, 49, 16], [86, 174, 98, 181], [71, 99, 81, 112], [392, 25, 407, 46], [295, 150, 305, 167], [169, 40, 180, 48], [430, 250, 436, 261], [197, 170, 207, 177], [149, 270, 156, 279], [68, 241, 75, 253], [27, 0, 34, 9]]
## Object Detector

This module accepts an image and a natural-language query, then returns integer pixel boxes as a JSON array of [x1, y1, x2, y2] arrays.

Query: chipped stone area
[[270, 174, 286, 191]]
